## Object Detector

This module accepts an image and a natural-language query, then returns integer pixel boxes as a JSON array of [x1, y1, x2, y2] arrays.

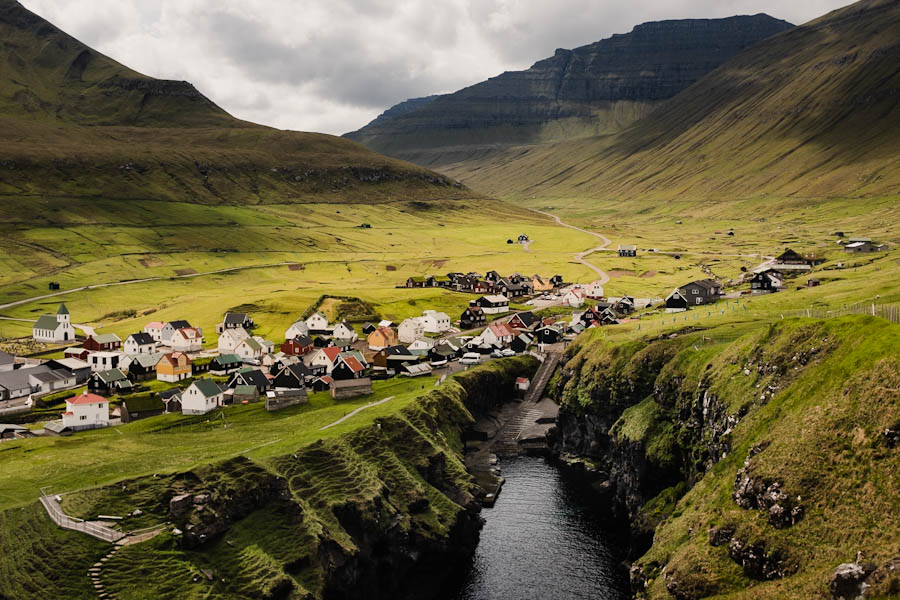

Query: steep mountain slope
[[0, 0, 467, 205], [345, 15, 793, 166], [447, 0, 900, 201]]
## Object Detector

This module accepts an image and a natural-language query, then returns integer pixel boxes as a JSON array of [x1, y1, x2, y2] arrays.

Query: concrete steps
[[88, 545, 121, 599]]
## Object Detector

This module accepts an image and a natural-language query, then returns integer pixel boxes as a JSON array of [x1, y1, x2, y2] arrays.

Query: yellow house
[[157, 352, 192, 383], [367, 327, 398, 351], [532, 275, 554, 292]]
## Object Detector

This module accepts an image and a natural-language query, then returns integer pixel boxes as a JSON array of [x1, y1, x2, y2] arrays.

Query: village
[[0, 232, 889, 440]]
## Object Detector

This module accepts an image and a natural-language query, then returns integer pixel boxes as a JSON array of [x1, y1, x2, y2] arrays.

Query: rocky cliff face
[[346, 15, 793, 163], [548, 318, 900, 599]]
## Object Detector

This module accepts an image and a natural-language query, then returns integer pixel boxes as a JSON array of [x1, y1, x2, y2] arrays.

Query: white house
[[332, 322, 358, 342], [123, 333, 157, 355], [563, 288, 586, 308], [252, 336, 275, 355], [305, 312, 331, 333], [481, 323, 516, 347], [33, 303, 75, 343], [420, 310, 451, 333], [61, 392, 109, 431], [584, 281, 605, 300], [159, 321, 197, 343], [217, 327, 251, 354], [29, 369, 75, 395], [144, 321, 165, 342], [89, 351, 122, 373], [306, 346, 342, 375], [182, 380, 225, 415], [234, 337, 265, 361], [284, 319, 309, 340], [169, 327, 204, 352], [408, 338, 435, 352], [398, 318, 425, 344], [474, 295, 510, 315]]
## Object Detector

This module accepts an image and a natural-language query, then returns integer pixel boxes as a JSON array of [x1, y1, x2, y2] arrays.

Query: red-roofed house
[[169, 327, 204, 352], [61, 392, 109, 431], [307, 346, 343, 374], [332, 355, 366, 380], [481, 323, 516, 346]]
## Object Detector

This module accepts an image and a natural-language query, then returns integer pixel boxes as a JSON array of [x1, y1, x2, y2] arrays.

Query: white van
[[460, 352, 482, 365]]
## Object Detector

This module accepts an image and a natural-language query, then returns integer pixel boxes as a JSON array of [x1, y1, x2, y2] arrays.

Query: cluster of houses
[[405, 271, 564, 299]]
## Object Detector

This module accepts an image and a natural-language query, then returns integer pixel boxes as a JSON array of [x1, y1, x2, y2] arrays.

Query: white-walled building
[[144, 322, 165, 342], [305, 312, 330, 333], [284, 319, 309, 341], [332, 322, 358, 342], [234, 337, 265, 361], [169, 327, 204, 352], [584, 282, 605, 300], [61, 392, 109, 431], [398, 318, 425, 344], [563, 288, 586, 308], [218, 327, 251, 354], [89, 351, 122, 373], [420, 310, 451, 333], [124, 333, 157, 355], [33, 303, 75, 343], [408, 338, 435, 352], [182, 380, 225, 415]]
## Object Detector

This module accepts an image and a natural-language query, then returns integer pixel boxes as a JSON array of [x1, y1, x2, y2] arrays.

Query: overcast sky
[[22, 0, 852, 135]]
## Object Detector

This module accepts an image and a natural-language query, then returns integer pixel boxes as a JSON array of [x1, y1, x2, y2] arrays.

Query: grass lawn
[[0, 375, 439, 511]]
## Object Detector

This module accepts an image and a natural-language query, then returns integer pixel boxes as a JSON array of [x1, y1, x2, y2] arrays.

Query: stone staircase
[[493, 406, 543, 456], [89, 542, 123, 599], [523, 352, 560, 404]]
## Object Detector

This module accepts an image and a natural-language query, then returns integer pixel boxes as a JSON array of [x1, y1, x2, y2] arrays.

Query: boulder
[[830, 563, 868, 599], [168, 493, 193, 518]]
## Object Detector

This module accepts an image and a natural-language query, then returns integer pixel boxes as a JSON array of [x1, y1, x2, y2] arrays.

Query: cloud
[[20, 0, 853, 135]]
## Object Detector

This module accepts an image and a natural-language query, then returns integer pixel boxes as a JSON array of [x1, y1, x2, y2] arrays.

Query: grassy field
[[0, 375, 440, 511]]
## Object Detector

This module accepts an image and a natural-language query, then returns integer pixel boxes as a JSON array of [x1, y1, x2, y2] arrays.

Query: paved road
[[533, 209, 611, 285]]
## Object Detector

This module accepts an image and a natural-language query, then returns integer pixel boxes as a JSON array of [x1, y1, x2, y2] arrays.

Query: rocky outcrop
[[346, 15, 794, 162]]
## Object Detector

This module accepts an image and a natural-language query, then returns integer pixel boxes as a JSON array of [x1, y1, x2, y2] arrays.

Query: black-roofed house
[[460, 305, 486, 329], [510, 333, 534, 354], [227, 368, 271, 393], [125, 353, 164, 382], [89, 369, 133, 395], [534, 325, 563, 345], [750, 269, 784, 292], [665, 290, 689, 312], [124, 333, 156, 355], [677, 280, 722, 306], [216, 312, 255, 334], [159, 388, 182, 413], [361, 322, 377, 335], [273, 363, 311, 389]]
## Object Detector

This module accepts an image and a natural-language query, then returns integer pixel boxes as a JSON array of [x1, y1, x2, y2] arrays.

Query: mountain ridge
[[345, 14, 794, 163]]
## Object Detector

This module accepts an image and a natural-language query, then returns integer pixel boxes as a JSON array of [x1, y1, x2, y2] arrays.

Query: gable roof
[[131, 353, 164, 369], [480, 294, 509, 303], [167, 320, 191, 330], [338, 355, 365, 373], [175, 327, 203, 340], [510, 311, 536, 326], [68, 392, 108, 405], [224, 312, 248, 325], [214, 353, 241, 365], [34, 315, 62, 330], [191, 379, 223, 398], [94, 368, 129, 384], [282, 362, 312, 379], [618, 244, 637, 251], [145, 321, 165, 329], [93, 333, 121, 344], [241, 337, 263, 351], [320, 346, 342, 362], [233, 384, 258, 396], [488, 323, 515, 338], [127, 332, 155, 345], [160, 352, 190, 367]]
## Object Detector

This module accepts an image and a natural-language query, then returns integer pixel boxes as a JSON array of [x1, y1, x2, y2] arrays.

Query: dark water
[[442, 456, 630, 600]]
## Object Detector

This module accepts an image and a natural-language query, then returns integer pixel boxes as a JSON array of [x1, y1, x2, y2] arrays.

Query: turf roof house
[[216, 312, 254, 334], [124, 332, 157, 355], [182, 379, 225, 415], [473, 295, 510, 315], [83, 333, 121, 352], [32, 303, 75, 343], [677, 279, 723, 305], [120, 395, 165, 423], [405, 275, 434, 288]]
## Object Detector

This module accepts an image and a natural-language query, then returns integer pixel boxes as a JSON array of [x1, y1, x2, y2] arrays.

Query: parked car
[[490, 350, 504, 358], [501, 349, 516, 357], [461, 352, 482, 365], [430, 359, 448, 368]]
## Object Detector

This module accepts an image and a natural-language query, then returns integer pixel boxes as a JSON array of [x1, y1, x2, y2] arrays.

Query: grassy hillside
[[0, 357, 538, 600], [552, 315, 900, 599], [443, 0, 900, 202], [0, 0, 467, 205]]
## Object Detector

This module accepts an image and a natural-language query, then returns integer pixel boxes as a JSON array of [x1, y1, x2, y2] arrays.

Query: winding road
[[533, 209, 611, 285]]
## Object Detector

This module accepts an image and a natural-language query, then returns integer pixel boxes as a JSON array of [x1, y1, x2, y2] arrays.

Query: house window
[[80, 415, 87, 421]]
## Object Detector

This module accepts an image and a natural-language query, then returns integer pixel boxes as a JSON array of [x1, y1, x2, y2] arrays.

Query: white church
[[33, 303, 76, 343]]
